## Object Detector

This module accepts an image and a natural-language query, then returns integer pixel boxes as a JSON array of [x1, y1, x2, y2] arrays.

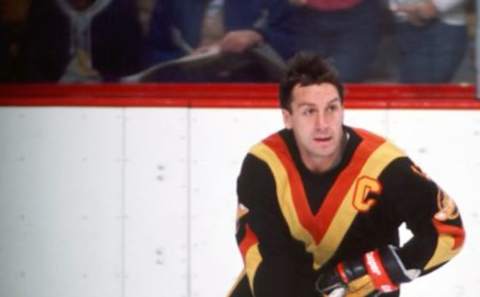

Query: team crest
[[434, 189, 459, 221], [410, 164, 429, 180]]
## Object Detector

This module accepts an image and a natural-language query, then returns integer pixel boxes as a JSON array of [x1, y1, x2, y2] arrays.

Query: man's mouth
[[314, 136, 332, 142]]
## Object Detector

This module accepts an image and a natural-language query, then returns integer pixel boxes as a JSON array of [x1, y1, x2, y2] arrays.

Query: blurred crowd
[[0, 0, 475, 83]]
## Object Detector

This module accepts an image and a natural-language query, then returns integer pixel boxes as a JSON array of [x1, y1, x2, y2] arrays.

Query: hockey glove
[[315, 245, 420, 297]]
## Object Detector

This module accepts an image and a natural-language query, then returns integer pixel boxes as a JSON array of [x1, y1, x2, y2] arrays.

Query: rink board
[[0, 81, 480, 297], [0, 83, 479, 297]]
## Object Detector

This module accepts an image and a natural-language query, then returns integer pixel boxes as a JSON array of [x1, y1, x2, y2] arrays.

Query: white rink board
[[0, 107, 478, 297], [189, 109, 283, 297], [0, 107, 124, 297], [386, 110, 480, 297], [123, 108, 189, 297]]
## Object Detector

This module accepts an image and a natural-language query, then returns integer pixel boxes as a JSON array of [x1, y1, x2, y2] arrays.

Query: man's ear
[[282, 109, 292, 129]]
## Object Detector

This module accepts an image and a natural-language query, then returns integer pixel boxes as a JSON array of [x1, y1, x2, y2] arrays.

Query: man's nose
[[315, 113, 328, 129]]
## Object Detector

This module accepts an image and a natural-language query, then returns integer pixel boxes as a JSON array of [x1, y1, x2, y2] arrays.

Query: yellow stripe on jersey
[[424, 220, 465, 270], [251, 139, 405, 270], [245, 244, 262, 293], [239, 224, 263, 294], [250, 143, 315, 246]]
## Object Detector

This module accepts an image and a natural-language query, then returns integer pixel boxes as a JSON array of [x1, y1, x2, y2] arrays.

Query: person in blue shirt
[[142, 0, 294, 82]]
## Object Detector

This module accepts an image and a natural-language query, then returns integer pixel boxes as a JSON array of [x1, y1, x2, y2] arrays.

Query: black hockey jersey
[[229, 126, 464, 297]]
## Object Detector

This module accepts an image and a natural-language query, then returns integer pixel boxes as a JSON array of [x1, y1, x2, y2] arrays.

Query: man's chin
[[311, 141, 334, 152], [309, 148, 334, 159]]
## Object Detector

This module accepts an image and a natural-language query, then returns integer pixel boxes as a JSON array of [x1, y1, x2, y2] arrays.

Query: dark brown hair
[[279, 52, 344, 111]]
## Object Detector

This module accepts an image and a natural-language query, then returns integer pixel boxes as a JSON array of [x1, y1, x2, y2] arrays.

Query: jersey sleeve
[[235, 153, 317, 297], [382, 157, 465, 275]]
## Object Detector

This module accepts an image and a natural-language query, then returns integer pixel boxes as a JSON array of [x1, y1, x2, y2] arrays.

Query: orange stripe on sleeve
[[239, 224, 262, 293], [433, 220, 465, 250], [424, 219, 465, 270], [239, 224, 259, 260]]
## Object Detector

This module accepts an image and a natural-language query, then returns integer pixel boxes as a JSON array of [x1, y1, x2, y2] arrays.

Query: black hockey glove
[[315, 245, 420, 297]]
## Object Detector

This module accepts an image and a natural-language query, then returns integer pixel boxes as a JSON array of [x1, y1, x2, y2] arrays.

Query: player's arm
[[315, 157, 465, 297], [223, 0, 294, 59], [388, 158, 465, 274], [236, 154, 312, 297]]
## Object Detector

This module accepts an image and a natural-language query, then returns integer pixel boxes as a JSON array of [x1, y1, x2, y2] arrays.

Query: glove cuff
[[363, 249, 399, 293], [335, 257, 366, 283], [379, 245, 420, 284]]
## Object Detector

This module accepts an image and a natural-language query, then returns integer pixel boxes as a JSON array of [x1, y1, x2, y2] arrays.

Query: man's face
[[282, 83, 344, 171]]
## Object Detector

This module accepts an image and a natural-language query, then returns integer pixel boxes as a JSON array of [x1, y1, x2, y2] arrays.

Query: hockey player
[[229, 52, 465, 297]]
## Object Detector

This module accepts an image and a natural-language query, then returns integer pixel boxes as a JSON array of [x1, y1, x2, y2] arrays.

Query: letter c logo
[[353, 176, 382, 212]]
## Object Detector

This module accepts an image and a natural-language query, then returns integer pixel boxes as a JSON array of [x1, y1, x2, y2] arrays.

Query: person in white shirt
[[388, 0, 468, 82]]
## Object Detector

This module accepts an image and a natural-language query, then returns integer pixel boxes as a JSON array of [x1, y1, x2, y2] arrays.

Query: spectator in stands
[[222, 0, 295, 60], [143, 0, 204, 64], [0, 0, 31, 81], [18, 0, 142, 83], [142, 0, 294, 82], [136, 0, 156, 36], [0, 25, 8, 81], [389, 0, 468, 83], [287, 0, 383, 82]]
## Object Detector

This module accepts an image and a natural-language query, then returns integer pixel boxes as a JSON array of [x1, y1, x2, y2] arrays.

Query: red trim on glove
[[363, 250, 399, 293], [336, 262, 350, 284]]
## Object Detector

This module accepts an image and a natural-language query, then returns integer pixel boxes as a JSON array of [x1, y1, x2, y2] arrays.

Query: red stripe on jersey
[[263, 129, 385, 244], [433, 219, 465, 250], [263, 134, 317, 240], [313, 129, 384, 241], [239, 224, 259, 260]]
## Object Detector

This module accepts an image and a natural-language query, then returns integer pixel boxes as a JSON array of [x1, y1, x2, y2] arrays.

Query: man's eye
[[327, 105, 338, 112], [303, 108, 315, 116]]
